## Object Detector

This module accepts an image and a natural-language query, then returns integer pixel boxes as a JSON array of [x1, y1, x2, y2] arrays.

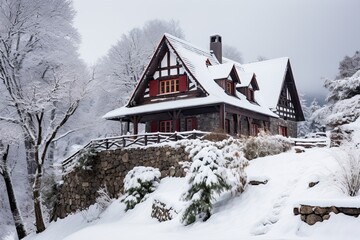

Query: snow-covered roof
[[104, 34, 284, 120], [208, 62, 234, 80], [242, 57, 289, 110], [236, 71, 255, 87]]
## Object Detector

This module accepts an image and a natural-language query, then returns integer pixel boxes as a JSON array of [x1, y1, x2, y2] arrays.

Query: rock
[[306, 214, 323, 225], [121, 153, 129, 162], [248, 180, 268, 185], [169, 167, 176, 177], [330, 206, 339, 214], [300, 205, 314, 215], [337, 207, 360, 216], [314, 207, 328, 216], [322, 214, 331, 220], [294, 147, 305, 153], [293, 207, 300, 215], [308, 181, 319, 188], [301, 214, 306, 222]]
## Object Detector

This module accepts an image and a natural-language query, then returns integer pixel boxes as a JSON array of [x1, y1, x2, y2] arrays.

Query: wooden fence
[[62, 130, 209, 168], [290, 137, 329, 148]]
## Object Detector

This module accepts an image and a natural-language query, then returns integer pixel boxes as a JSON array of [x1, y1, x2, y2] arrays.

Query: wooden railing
[[290, 137, 330, 148], [62, 130, 209, 168]]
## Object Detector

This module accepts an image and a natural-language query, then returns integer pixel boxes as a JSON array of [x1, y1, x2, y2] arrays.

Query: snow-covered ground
[[23, 147, 360, 240]]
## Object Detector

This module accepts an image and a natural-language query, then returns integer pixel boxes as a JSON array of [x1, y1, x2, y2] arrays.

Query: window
[[248, 88, 254, 102], [225, 81, 233, 95], [159, 120, 172, 132], [160, 79, 179, 94], [279, 126, 288, 137], [225, 119, 230, 134], [186, 117, 197, 131], [250, 123, 259, 136]]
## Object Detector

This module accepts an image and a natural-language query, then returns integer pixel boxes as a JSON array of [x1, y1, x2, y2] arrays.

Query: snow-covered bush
[[181, 139, 248, 225], [202, 131, 229, 142], [333, 146, 360, 197], [122, 166, 161, 211], [243, 132, 292, 160], [75, 147, 97, 171], [81, 187, 113, 222]]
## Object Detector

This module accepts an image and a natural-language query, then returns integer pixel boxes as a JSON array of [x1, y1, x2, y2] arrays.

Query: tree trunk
[[25, 136, 36, 182], [33, 147, 46, 233], [1, 145, 27, 239]]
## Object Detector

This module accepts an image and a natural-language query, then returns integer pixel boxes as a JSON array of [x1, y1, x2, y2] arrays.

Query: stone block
[[306, 214, 323, 225], [314, 207, 328, 216], [293, 207, 300, 215], [308, 181, 319, 188], [300, 205, 314, 215], [337, 207, 360, 216], [330, 206, 339, 214], [249, 180, 268, 185], [122, 153, 129, 162]]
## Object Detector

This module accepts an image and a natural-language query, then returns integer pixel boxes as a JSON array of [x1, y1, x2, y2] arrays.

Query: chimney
[[210, 35, 222, 63]]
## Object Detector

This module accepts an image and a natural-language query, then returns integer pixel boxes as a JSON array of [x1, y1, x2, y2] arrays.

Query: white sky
[[72, 0, 360, 99]]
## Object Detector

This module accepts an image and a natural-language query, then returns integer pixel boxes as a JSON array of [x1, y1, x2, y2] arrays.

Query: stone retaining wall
[[53, 145, 189, 220], [294, 204, 360, 225]]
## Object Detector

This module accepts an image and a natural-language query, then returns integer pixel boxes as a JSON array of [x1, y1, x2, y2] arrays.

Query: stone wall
[[53, 145, 189, 220], [270, 118, 298, 137], [294, 204, 360, 225]]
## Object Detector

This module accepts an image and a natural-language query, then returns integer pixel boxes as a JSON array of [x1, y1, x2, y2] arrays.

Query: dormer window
[[225, 80, 233, 95], [248, 88, 254, 102]]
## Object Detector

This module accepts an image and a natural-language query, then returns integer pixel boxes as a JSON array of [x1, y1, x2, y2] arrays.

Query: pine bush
[[122, 166, 161, 211]]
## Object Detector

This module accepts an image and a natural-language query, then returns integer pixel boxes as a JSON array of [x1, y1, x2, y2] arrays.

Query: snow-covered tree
[[325, 71, 360, 103], [297, 95, 311, 137], [0, 143, 27, 239], [0, 0, 90, 233], [223, 44, 243, 63], [181, 139, 248, 225], [122, 166, 161, 211], [308, 98, 324, 132], [337, 51, 360, 79]]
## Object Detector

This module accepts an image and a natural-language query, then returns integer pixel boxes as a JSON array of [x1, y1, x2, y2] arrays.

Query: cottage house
[[103, 34, 304, 137]]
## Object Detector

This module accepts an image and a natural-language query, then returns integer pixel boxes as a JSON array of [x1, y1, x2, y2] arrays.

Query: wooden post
[[105, 139, 109, 150], [132, 116, 138, 135], [144, 135, 148, 146], [220, 104, 225, 132]]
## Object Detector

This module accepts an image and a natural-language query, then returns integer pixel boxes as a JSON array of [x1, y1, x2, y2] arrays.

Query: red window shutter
[[149, 80, 158, 97], [192, 117, 197, 130], [175, 119, 180, 132], [150, 121, 158, 132], [179, 75, 187, 92]]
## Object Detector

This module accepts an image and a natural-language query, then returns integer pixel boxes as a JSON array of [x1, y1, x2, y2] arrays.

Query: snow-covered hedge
[[181, 138, 248, 225], [333, 146, 360, 197], [81, 187, 112, 222], [243, 133, 292, 160], [122, 166, 161, 211]]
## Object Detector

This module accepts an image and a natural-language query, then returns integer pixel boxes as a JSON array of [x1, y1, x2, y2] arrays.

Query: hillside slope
[[22, 146, 360, 240]]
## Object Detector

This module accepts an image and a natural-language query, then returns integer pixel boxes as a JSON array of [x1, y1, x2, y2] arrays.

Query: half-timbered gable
[[242, 58, 304, 136], [104, 34, 304, 137], [128, 37, 206, 107]]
